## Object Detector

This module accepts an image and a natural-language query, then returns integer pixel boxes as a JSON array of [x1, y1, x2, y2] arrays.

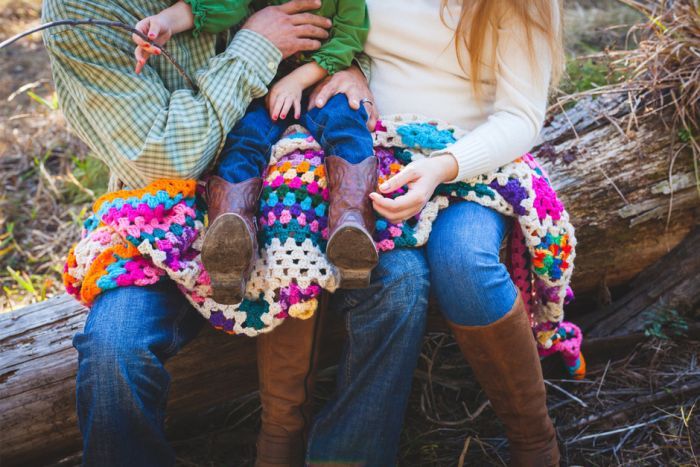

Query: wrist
[[161, 1, 194, 35], [432, 154, 459, 183]]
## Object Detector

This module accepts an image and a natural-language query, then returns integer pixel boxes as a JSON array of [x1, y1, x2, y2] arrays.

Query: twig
[[567, 414, 674, 445], [544, 380, 588, 408], [561, 381, 700, 432], [457, 436, 471, 467], [0, 19, 198, 91]]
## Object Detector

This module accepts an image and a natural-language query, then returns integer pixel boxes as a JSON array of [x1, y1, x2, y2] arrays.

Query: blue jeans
[[216, 94, 374, 183], [73, 249, 429, 466], [426, 201, 518, 326]]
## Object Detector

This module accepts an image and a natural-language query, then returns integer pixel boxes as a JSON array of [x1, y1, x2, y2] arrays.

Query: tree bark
[[538, 93, 699, 293], [1, 93, 699, 466]]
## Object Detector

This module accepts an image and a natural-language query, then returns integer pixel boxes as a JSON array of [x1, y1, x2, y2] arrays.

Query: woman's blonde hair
[[441, 0, 564, 96]]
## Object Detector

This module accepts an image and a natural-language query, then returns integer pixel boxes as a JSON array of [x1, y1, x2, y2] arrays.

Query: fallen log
[[2, 93, 699, 466], [538, 93, 699, 292], [0, 294, 344, 467]]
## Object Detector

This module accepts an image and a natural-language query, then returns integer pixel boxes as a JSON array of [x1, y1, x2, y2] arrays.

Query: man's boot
[[324, 156, 379, 289], [202, 176, 262, 304], [256, 308, 324, 466], [448, 295, 561, 467]]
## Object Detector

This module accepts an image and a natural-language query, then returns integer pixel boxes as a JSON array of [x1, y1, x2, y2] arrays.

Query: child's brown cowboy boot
[[202, 176, 262, 304], [324, 156, 379, 288]]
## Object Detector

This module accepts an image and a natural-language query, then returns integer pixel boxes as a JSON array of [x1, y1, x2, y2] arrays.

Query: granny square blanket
[[63, 115, 585, 378]]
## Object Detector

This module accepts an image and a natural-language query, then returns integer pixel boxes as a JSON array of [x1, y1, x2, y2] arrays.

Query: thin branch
[[0, 19, 198, 92]]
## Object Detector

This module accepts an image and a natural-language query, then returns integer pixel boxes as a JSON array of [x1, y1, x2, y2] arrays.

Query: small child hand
[[132, 15, 173, 74], [266, 75, 304, 121]]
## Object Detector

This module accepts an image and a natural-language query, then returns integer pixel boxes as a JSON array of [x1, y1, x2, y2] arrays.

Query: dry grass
[[163, 336, 699, 466], [0, 0, 105, 311]]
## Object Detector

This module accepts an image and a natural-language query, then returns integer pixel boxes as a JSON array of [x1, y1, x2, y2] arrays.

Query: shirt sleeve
[[432, 8, 556, 182], [183, 0, 251, 36], [312, 0, 369, 75], [44, 28, 281, 188]]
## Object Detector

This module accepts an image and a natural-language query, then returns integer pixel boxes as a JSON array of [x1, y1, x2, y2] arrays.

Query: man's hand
[[308, 65, 378, 131], [242, 0, 331, 59]]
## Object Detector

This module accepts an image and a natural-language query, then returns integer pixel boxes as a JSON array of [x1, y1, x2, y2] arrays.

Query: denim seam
[[162, 301, 191, 359]]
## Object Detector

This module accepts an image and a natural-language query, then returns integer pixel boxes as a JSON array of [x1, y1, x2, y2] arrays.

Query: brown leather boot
[[325, 156, 379, 289], [448, 295, 560, 467], [255, 305, 324, 467], [202, 176, 262, 304]]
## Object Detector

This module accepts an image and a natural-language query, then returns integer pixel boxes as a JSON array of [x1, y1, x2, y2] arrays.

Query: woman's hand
[[307, 65, 378, 131], [370, 155, 458, 224]]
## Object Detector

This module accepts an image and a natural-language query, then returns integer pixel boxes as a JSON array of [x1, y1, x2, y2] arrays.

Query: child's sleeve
[[184, 0, 251, 36], [313, 0, 369, 75]]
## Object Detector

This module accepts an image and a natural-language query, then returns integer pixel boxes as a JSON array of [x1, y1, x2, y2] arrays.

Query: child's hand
[[132, 15, 173, 74], [266, 75, 305, 121]]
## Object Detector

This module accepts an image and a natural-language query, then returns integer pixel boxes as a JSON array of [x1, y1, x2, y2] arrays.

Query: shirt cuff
[[227, 29, 282, 84], [431, 136, 493, 183]]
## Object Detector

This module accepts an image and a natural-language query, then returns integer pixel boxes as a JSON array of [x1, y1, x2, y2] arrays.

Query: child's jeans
[[216, 94, 374, 183]]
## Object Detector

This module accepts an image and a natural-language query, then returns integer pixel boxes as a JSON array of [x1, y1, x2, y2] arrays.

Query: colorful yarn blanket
[[63, 115, 585, 379]]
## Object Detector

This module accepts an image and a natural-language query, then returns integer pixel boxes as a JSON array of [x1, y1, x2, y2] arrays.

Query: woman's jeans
[[216, 94, 374, 183], [74, 248, 429, 467], [426, 200, 519, 326], [425, 201, 517, 326]]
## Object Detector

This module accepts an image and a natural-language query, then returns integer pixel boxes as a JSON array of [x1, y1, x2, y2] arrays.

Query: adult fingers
[[306, 77, 331, 110], [278, 0, 322, 14], [310, 79, 340, 109], [370, 193, 421, 224], [378, 166, 421, 193], [364, 101, 379, 132], [294, 24, 330, 40], [293, 38, 323, 54], [290, 12, 332, 29]]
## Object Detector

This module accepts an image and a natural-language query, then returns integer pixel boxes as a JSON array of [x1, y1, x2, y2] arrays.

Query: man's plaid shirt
[[42, 0, 283, 189]]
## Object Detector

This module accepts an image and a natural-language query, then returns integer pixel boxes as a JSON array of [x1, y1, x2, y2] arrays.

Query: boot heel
[[338, 267, 372, 289], [210, 276, 245, 304]]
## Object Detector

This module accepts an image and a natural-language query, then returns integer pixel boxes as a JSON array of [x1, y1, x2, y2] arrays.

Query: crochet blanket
[[64, 115, 585, 379]]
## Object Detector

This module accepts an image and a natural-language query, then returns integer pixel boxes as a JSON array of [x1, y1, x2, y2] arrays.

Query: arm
[[432, 9, 556, 182], [42, 0, 330, 188], [267, 61, 328, 120], [46, 27, 280, 187], [183, 0, 251, 36], [311, 0, 369, 75]]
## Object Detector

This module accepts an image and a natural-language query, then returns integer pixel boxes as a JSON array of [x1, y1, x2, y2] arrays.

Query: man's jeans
[[74, 248, 429, 466]]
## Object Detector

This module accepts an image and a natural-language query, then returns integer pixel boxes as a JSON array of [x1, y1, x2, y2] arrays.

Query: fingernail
[[148, 32, 156, 39], [316, 99, 323, 106]]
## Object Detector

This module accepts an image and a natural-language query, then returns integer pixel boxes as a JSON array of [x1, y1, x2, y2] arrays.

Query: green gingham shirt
[[42, 0, 283, 189]]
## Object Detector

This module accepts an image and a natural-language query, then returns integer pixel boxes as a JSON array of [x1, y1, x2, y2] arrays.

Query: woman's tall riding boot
[[448, 294, 561, 467], [255, 308, 324, 467]]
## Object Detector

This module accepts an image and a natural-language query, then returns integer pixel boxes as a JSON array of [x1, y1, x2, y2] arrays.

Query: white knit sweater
[[364, 0, 555, 182]]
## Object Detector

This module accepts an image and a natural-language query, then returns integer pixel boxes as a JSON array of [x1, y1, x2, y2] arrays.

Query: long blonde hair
[[441, 0, 564, 96]]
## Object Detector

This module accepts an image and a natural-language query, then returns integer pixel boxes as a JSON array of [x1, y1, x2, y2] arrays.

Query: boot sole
[[326, 224, 378, 289], [201, 213, 254, 304]]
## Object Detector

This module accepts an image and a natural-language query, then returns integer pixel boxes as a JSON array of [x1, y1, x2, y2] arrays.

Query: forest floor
[[3, 1, 698, 466]]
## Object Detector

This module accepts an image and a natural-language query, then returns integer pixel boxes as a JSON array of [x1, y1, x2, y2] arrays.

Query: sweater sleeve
[[312, 0, 369, 75], [184, 0, 251, 36], [432, 9, 556, 182]]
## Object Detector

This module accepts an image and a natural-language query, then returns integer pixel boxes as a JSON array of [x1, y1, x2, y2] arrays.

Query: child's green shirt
[[183, 0, 368, 74]]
